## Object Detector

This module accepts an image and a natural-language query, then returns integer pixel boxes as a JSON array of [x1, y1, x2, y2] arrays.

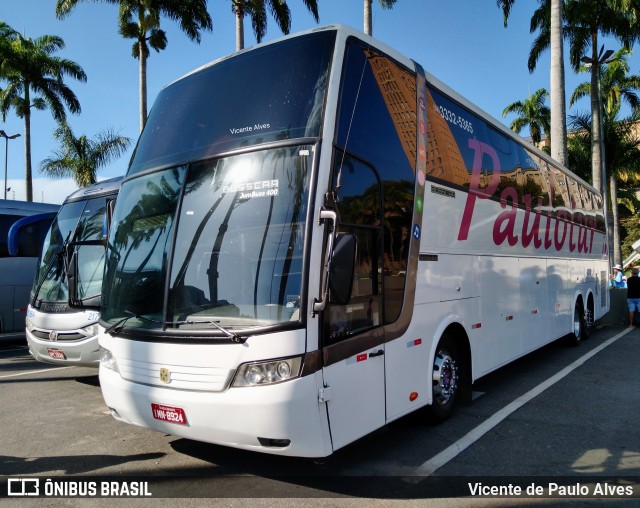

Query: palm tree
[[502, 88, 551, 145], [40, 122, 132, 187], [0, 26, 86, 201], [231, 0, 319, 51], [549, 0, 568, 165], [0, 21, 16, 43], [528, 0, 637, 194], [569, 48, 640, 266], [497, 0, 567, 165], [570, 109, 640, 267], [364, 0, 397, 36], [56, 0, 212, 132], [610, 0, 640, 25], [570, 48, 640, 116]]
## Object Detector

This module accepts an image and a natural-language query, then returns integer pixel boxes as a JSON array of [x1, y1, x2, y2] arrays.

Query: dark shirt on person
[[627, 275, 640, 299]]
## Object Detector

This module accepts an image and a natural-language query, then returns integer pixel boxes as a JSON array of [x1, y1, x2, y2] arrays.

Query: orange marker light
[[409, 392, 419, 401]]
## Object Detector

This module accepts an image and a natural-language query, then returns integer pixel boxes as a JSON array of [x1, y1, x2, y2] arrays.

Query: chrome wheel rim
[[433, 350, 458, 406], [573, 308, 582, 339]]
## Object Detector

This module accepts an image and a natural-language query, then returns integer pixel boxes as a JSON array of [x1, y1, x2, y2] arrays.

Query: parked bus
[[0, 199, 59, 339], [96, 26, 609, 457], [26, 177, 122, 365]]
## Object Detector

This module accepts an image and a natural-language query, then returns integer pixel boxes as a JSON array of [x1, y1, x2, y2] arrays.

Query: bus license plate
[[47, 349, 66, 360], [151, 403, 187, 425]]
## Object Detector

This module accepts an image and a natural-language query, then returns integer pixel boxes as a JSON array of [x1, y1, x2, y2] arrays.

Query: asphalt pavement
[[1, 323, 640, 507]]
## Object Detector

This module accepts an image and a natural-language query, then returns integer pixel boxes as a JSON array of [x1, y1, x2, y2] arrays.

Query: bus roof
[[63, 176, 124, 204], [0, 199, 59, 217], [165, 24, 599, 196], [171, 24, 415, 90]]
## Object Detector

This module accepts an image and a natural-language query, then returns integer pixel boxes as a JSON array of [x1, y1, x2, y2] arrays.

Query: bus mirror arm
[[312, 210, 356, 315], [313, 209, 337, 315]]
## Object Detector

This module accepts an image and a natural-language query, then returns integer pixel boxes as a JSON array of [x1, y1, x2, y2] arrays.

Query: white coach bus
[[26, 177, 122, 366], [96, 26, 609, 457], [0, 200, 58, 339]]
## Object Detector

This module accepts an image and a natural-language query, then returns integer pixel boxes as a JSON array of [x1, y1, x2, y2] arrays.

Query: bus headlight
[[232, 356, 302, 387], [83, 323, 99, 337], [100, 346, 119, 373]]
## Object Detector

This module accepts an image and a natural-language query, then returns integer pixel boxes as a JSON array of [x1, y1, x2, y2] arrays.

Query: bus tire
[[567, 302, 586, 346], [583, 304, 592, 340], [424, 334, 460, 424]]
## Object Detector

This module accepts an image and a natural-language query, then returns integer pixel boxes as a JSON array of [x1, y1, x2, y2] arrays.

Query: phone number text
[[433, 104, 474, 133]]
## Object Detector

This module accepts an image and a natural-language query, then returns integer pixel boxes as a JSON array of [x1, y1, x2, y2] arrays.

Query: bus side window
[[325, 153, 383, 344], [0, 215, 20, 256]]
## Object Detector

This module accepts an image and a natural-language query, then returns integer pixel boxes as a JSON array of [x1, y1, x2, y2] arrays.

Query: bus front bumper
[[26, 329, 100, 367], [99, 365, 332, 458]]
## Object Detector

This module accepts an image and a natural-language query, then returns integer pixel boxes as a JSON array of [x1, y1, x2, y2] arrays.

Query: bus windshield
[[128, 31, 335, 175], [102, 145, 312, 333], [32, 197, 108, 305]]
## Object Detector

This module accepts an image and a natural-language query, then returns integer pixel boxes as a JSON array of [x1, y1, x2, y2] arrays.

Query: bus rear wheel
[[567, 303, 586, 346], [424, 335, 460, 423]]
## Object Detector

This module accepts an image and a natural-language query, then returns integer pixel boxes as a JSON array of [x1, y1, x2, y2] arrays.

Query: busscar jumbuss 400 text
[[95, 26, 609, 457]]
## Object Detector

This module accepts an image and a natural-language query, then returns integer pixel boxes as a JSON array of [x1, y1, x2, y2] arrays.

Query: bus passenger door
[[319, 231, 386, 452], [321, 314, 386, 452], [319, 151, 387, 452], [319, 152, 386, 450]]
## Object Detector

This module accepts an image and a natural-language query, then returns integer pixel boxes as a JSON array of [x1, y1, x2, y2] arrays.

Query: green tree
[[40, 122, 132, 187], [498, 0, 568, 165], [609, 0, 640, 26], [0, 22, 16, 44], [231, 0, 319, 51], [570, 48, 640, 115], [569, 47, 640, 267], [569, 108, 640, 267], [502, 88, 551, 144], [621, 210, 640, 263], [528, 0, 637, 194], [364, 0, 397, 36], [0, 26, 86, 201], [56, 0, 213, 132]]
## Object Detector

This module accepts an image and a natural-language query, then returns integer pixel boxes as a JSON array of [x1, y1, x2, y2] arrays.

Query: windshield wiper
[[105, 311, 247, 343], [168, 319, 247, 344], [104, 309, 162, 335], [31, 231, 73, 306]]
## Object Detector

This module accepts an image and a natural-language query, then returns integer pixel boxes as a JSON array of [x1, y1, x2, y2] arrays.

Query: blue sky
[[2, 0, 638, 203]]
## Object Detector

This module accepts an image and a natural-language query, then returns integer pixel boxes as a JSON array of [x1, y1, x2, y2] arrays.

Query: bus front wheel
[[424, 334, 460, 423]]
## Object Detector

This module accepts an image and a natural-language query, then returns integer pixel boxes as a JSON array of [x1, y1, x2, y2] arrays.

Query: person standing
[[611, 264, 626, 288], [627, 267, 640, 326]]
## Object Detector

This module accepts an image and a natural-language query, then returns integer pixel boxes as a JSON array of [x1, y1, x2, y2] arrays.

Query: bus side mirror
[[67, 246, 80, 308], [105, 197, 116, 236], [66, 239, 107, 309], [328, 233, 356, 305]]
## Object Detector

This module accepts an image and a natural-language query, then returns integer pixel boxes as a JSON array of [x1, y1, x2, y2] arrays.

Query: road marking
[[0, 366, 76, 379], [415, 327, 634, 476]]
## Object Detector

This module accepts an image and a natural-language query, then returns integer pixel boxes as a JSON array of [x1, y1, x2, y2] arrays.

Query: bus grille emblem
[[49, 331, 58, 341], [159, 368, 171, 384]]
